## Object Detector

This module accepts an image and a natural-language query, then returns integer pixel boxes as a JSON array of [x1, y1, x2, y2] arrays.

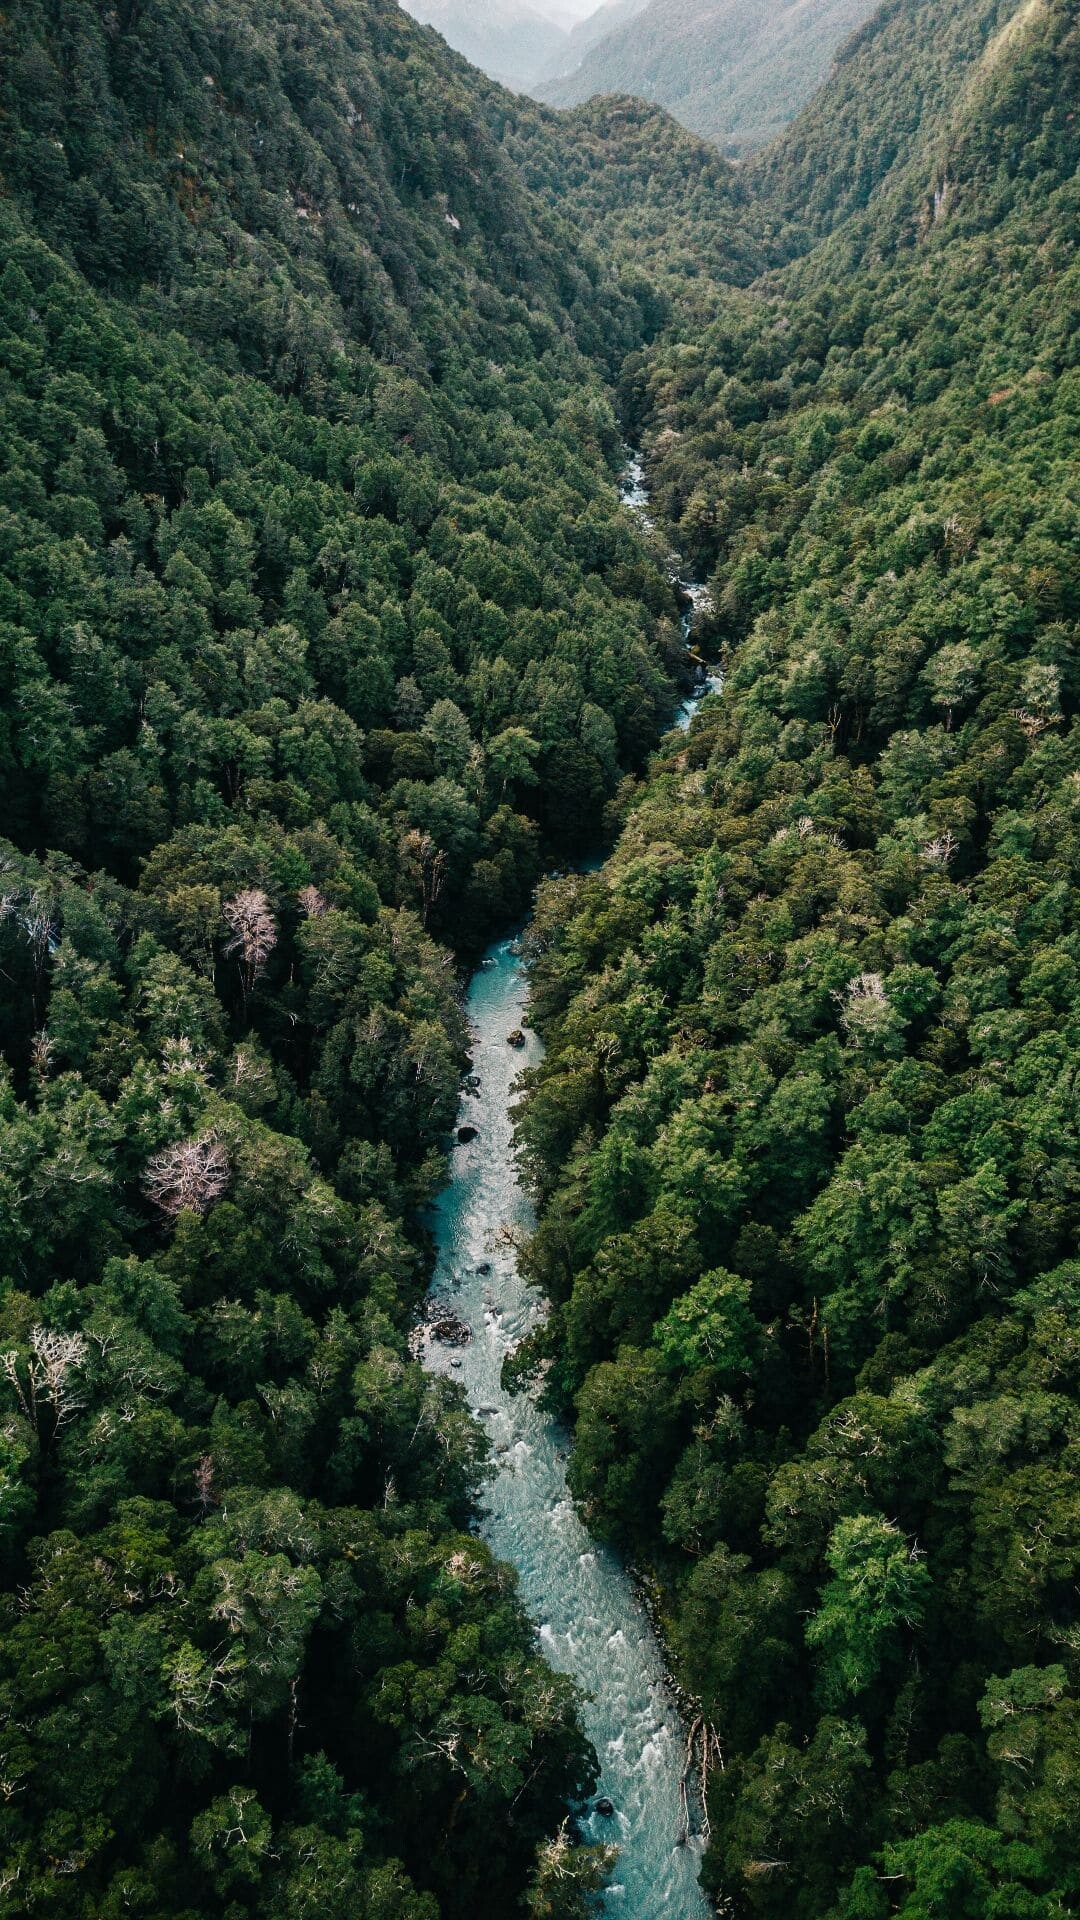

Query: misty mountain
[[401, 0, 572, 87], [538, 0, 883, 150]]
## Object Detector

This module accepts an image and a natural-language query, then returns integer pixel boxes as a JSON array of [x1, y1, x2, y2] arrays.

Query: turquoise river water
[[420, 456, 719, 1914], [421, 939, 714, 1917]]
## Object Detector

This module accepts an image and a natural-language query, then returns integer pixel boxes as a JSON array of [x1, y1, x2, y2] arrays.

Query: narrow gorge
[[0, 0, 1075, 1915], [419, 458, 720, 1912]]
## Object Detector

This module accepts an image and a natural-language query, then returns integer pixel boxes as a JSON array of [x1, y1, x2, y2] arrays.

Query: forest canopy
[[0, 0, 1077, 1915], [516, 0, 1080, 1913], [0, 0, 683, 1912]]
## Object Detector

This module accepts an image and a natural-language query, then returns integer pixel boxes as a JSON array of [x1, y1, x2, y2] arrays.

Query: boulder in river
[[506, 1028, 526, 1048], [457, 1124, 479, 1144], [430, 1311, 471, 1347], [595, 1798, 615, 1818]]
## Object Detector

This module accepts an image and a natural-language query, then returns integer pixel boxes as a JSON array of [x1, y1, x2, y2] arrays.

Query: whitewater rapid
[[421, 945, 712, 1915], [620, 453, 723, 727], [418, 451, 718, 1914]]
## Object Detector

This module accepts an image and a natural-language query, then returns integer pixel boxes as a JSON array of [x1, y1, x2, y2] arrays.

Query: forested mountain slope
[[0, 0, 682, 1914], [537, 0, 882, 152], [503, 94, 767, 292], [2, 0, 1078, 1913], [755, 0, 1055, 241], [518, 0, 1080, 1912]]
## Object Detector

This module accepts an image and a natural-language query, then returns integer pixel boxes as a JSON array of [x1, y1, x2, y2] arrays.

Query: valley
[[0, 0, 1075, 1917]]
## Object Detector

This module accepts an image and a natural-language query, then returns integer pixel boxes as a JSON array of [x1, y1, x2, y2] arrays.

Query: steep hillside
[[503, 94, 767, 292], [517, 0, 1080, 1912], [0, 0, 678, 1915], [1, 0, 1078, 1912], [756, 0, 1048, 239], [630, 0, 1077, 571], [537, 0, 882, 152], [400, 0, 569, 89]]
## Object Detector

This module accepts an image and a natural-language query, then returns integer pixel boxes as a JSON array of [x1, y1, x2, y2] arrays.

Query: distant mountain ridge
[[553, 0, 651, 68], [400, 0, 570, 87], [537, 0, 884, 150]]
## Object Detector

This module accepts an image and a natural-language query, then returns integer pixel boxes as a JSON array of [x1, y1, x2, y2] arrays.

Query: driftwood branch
[[678, 1714, 724, 1845]]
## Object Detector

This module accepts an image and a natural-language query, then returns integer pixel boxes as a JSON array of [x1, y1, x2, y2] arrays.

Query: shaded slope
[[756, 0, 1055, 240], [0, 1, 684, 1915]]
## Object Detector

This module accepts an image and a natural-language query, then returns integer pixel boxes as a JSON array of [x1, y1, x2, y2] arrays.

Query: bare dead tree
[[837, 970, 891, 1044], [921, 828, 959, 866], [942, 512, 976, 558], [161, 1034, 208, 1079], [194, 1453, 216, 1514], [1013, 706, 1050, 746], [401, 830, 447, 927], [222, 889, 277, 1002], [30, 1029, 54, 1079], [1, 1326, 89, 1442], [144, 1132, 230, 1218], [296, 884, 329, 918]]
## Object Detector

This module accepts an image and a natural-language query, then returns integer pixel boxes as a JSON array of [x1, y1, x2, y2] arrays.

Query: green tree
[[806, 1515, 932, 1706]]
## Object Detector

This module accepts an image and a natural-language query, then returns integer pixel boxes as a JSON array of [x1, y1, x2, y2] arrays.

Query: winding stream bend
[[419, 459, 718, 1915], [421, 947, 712, 1916]]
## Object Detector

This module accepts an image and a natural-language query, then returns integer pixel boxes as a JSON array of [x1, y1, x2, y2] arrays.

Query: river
[[418, 458, 717, 1915], [620, 453, 723, 727]]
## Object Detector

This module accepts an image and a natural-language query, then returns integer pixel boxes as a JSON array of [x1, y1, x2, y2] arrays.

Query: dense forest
[[0, 0, 1076, 1915], [0, 0, 682, 1913], [517, 0, 1080, 1913]]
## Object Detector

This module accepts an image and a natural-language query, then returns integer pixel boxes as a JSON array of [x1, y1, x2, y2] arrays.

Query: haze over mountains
[[539, 0, 884, 148], [401, 0, 885, 150], [399, 0, 581, 88]]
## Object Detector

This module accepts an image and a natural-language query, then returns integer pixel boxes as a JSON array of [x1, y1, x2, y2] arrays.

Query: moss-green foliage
[[517, 2, 1080, 1913], [0, 0, 683, 927], [0, 0, 686, 1913], [3, 0, 1080, 1910], [755, 0, 1044, 241], [504, 95, 766, 294]]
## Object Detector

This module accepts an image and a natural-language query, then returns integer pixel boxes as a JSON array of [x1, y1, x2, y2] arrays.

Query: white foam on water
[[618, 450, 723, 734], [423, 937, 713, 1918]]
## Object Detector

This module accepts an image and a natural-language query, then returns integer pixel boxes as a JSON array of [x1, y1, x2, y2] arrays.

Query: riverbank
[[420, 937, 714, 1916], [620, 450, 724, 730]]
